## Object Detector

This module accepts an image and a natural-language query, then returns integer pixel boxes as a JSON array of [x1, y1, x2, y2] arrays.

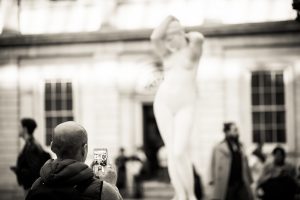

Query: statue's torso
[[154, 48, 199, 110]]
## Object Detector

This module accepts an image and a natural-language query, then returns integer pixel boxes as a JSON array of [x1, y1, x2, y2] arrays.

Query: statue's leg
[[173, 105, 197, 200], [154, 102, 185, 200], [153, 101, 173, 143]]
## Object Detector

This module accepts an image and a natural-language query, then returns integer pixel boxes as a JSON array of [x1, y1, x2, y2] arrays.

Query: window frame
[[44, 79, 74, 145], [243, 62, 295, 153], [250, 70, 286, 143]]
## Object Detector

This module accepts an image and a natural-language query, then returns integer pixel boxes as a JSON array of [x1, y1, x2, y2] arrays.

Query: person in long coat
[[209, 122, 253, 200]]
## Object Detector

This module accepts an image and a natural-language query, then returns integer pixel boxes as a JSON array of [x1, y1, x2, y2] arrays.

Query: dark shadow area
[[142, 104, 166, 181]]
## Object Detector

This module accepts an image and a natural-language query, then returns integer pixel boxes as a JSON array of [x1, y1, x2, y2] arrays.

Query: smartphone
[[93, 148, 108, 174]]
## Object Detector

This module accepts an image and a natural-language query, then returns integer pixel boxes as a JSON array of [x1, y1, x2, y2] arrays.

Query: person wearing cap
[[26, 121, 123, 200]]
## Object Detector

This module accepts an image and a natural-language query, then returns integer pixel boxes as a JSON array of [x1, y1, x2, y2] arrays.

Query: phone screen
[[93, 148, 108, 174]]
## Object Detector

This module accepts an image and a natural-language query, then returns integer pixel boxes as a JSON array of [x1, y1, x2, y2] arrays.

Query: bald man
[[26, 121, 123, 200]]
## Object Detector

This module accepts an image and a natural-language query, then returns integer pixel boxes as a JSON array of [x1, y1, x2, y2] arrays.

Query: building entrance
[[142, 104, 165, 180]]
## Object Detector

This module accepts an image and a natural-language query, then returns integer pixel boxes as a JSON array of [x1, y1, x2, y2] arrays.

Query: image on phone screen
[[93, 148, 108, 174]]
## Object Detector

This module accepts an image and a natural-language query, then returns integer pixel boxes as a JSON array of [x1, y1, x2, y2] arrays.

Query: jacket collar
[[219, 139, 244, 156], [40, 159, 94, 186], [219, 140, 230, 156]]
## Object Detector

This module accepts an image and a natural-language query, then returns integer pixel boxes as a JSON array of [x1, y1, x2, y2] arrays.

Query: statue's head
[[165, 20, 187, 53]]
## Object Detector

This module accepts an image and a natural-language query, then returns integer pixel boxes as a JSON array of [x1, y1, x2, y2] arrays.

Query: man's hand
[[97, 164, 118, 185]]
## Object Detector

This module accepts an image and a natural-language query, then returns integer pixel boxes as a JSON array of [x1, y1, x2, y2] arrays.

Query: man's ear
[[82, 144, 88, 158]]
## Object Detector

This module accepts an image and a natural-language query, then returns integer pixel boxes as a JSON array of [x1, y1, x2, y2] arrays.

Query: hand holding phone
[[98, 164, 117, 185]]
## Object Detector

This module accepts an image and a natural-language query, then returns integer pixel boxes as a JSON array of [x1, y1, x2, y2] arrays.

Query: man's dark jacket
[[27, 159, 122, 200]]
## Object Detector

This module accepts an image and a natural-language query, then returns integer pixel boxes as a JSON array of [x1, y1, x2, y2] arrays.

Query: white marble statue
[[150, 15, 204, 200]]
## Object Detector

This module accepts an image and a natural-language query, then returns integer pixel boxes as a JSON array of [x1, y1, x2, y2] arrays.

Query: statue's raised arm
[[150, 15, 178, 57], [186, 31, 204, 61]]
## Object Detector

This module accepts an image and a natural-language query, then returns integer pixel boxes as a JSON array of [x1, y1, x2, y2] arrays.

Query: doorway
[[142, 104, 164, 179]]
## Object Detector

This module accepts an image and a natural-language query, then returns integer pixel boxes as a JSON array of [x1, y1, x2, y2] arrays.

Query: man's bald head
[[51, 121, 88, 161]]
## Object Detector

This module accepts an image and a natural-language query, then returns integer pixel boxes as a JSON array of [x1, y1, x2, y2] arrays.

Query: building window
[[45, 80, 74, 145], [251, 71, 286, 143]]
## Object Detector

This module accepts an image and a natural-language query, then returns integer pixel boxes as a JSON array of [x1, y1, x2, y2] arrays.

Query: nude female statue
[[150, 16, 204, 200]]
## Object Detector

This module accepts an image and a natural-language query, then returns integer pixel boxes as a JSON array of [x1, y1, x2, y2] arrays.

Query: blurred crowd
[[114, 122, 300, 200], [11, 118, 300, 200], [201, 122, 299, 200]]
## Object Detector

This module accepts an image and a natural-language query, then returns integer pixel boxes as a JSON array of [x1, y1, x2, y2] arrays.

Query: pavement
[[138, 180, 174, 199], [0, 180, 174, 200]]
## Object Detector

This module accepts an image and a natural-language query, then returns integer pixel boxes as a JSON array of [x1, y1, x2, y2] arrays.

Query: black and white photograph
[[0, 0, 300, 199]]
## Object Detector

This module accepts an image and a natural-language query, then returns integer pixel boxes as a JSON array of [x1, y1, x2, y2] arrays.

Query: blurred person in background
[[256, 146, 298, 200], [151, 15, 204, 200], [128, 146, 147, 198], [193, 165, 204, 200], [157, 145, 170, 183], [11, 118, 51, 196], [209, 122, 253, 200], [249, 142, 266, 194], [25, 121, 122, 200], [115, 147, 129, 197]]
